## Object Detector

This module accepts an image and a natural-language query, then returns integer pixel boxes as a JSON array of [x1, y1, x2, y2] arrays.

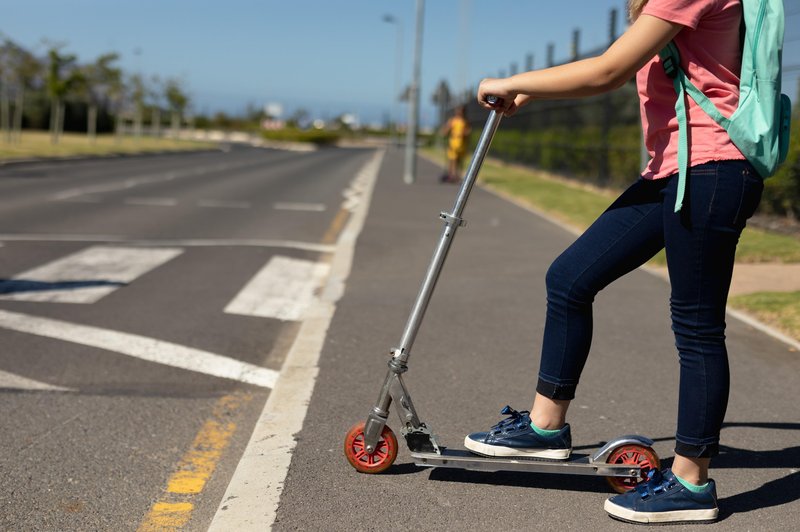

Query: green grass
[[0, 131, 216, 161], [423, 147, 800, 341], [729, 291, 800, 340], [423, 148, 800, 265], [477, 160, 614, 230]]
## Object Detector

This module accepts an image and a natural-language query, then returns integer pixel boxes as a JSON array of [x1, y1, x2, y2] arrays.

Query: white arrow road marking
[[224, 256, 330, 321], [0, 246, 183, 303], [0, 309, 279, 388], [0, 369, 75, 392]]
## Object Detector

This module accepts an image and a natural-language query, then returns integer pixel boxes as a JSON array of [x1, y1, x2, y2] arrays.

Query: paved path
[[272, 147, 800, 531]]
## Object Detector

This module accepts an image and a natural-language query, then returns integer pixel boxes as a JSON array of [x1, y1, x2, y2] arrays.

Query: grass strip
[[422, 148, 800, 265], [0, 131, 216, 161], [729, 291, 800, 342], [424, 147, 800, 341]]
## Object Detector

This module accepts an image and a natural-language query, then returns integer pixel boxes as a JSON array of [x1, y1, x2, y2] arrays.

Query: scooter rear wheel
[[605, 444, 660, 493], [344, 422, 398, 474]]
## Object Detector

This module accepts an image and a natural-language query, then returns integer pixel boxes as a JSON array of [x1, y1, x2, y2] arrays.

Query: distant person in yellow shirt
[[439, 105, 471, 183]]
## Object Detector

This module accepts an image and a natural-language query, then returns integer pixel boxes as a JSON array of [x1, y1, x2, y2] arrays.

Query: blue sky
[[3, 0, 799, 127]]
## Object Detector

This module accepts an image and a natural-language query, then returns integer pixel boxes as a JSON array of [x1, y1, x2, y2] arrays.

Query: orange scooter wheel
[[605, 444, 661, 493], [344, 421, 398, 474]]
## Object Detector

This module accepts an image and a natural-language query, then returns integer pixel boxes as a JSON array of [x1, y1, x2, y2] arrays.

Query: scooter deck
[[411, 448, 642, 478]]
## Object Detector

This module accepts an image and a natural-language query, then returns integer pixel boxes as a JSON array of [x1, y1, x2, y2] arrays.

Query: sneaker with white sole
[[605, 468, 719, 525], [464, 406, 572, 459]]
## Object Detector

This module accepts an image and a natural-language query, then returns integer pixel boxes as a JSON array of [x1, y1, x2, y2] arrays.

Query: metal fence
[[453, 8, 651, 188]]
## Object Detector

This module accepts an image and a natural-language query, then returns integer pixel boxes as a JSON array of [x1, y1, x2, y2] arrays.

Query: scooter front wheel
[[605, 444, 660, 493], [344, 422, 398, 474]]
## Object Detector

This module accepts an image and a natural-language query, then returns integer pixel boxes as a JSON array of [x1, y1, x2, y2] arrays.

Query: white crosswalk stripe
[[0, 246, 183, 303], [225, 256, 330, 321], [0, 310, 279, 388]]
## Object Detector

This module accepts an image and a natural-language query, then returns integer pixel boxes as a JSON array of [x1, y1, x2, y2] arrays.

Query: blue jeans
[[536, 160, 763, 458]]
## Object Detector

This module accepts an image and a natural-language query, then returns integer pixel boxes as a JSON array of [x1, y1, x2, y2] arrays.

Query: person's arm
[[439, 117, 453, 136], [478, 14, 683, 115]]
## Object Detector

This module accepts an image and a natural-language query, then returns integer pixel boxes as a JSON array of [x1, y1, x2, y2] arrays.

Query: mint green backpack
[[659, 0, 792, 212]]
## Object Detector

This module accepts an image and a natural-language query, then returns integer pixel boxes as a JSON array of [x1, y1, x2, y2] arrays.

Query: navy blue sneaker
[[605, 469, 719, 524], [464, 406, 571, 459]]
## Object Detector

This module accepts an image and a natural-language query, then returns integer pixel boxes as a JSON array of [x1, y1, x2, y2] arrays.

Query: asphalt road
[[274, 149, 800, 531], [0, 145, 374, 531]]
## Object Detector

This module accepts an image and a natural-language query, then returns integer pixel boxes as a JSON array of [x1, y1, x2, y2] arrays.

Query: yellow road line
[[138, 392, 253, 532], [320, 207, 350, 245]]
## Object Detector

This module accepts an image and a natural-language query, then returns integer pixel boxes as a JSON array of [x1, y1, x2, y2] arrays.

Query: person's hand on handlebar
[[477, 78, 532, 117]]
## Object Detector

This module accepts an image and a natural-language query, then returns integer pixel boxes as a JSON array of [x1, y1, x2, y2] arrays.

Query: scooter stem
[[363, 103, 503, 454], [395, 105, 503, 362]]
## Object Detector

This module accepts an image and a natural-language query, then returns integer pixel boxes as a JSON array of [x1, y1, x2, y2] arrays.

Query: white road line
[[198, 200, 252, 209], [273, 202, 327, 212], [0, 369, 75, 392], [59, 196, 104, 204], [0, 309, 279, 388], [124, 197, 178, 207], [0, 235, 336, 253], [224, 256, 330, 321], [0, 246, 182, 303], [208, 149, 385, 531], [50, 161, 248, 202]]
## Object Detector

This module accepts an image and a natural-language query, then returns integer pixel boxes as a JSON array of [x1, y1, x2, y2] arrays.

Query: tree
[[129, 73, 146, 138], [46, 46, 80, 144], [149, 75, 162, 137], [287, 108, 310, 129], [431, 79, 452, 128], [0, 40, 10, 142], [9, 42, 41, 143], [164, 78, 189, 136], [81, 53, 120, 143]]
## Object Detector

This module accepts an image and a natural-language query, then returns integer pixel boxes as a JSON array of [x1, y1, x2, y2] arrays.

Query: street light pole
[[404, 0, 424, 185], [382, 14, 403, 146]]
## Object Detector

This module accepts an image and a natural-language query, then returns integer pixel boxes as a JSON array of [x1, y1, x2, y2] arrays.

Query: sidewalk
[[272, 148, 800, 530]]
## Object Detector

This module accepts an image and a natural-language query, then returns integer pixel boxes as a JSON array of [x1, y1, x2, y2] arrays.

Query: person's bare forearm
[[505, 56, 627, 100], [477, 14, 683, 115]]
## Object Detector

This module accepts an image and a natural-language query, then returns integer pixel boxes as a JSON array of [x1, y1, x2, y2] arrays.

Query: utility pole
[[404, 0, 425, 184], [382, 14, 403, 146]]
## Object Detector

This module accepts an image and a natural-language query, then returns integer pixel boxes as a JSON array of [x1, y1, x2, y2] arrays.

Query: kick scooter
[[343, 98, 660, 493]]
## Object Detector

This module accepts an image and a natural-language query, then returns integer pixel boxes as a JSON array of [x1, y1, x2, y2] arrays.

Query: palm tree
[[46, 46, 80, 144]]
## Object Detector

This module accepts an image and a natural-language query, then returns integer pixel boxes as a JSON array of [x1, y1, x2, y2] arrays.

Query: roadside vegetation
[[729, 291, 800, 342], [0, 131, 214, 161], [422, 146, 800, 342]]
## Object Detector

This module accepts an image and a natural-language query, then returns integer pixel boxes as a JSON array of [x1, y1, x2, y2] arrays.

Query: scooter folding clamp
[[439, 211, 466, 227]]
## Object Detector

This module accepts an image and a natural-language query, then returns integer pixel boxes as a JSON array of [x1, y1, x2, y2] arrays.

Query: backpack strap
[[659, 42, 735, 212], [658, 43, 689, 212]]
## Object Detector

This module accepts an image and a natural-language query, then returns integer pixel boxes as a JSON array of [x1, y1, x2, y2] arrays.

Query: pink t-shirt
[[637, 0, 746, 180]]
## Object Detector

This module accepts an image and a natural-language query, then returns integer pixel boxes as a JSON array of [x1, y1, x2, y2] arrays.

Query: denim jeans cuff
[[674, 440, 719, 458], [536, 378, 576, 400]]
